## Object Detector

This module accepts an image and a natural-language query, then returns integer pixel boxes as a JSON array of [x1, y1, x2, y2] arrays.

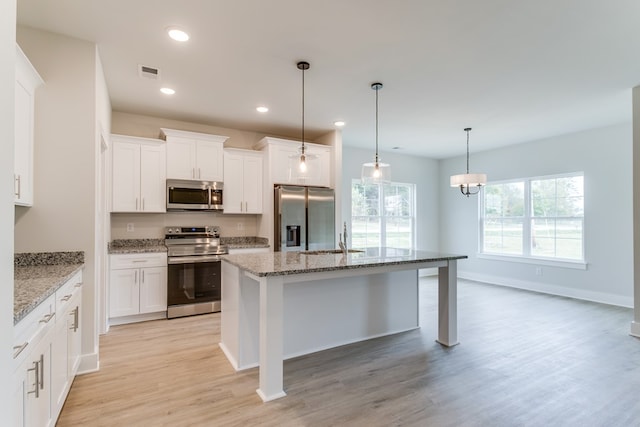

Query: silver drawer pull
[[132, 260, 148, 263], [39, 312, 55, 324], [75, 282, 83, 288], [13, 342, 28, 359], [27, 361, 39, 398], [61, 295, 72, 302]]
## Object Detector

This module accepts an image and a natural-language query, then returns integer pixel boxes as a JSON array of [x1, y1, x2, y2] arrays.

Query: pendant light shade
[[450, 127, 487, 196], [361, 82, 391, 183]]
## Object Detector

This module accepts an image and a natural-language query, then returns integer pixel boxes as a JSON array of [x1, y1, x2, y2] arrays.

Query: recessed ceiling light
[[334, 121, 345, 127], [160, 87, 175, 95], [167, 27, 189, 42], [256, 106, 269, 113]]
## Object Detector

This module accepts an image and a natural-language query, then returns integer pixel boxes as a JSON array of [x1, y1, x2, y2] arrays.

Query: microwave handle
[[208, 187, 212, 210]]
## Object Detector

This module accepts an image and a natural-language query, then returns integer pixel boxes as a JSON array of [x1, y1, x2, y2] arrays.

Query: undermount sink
[[300, 249, 365, 255]]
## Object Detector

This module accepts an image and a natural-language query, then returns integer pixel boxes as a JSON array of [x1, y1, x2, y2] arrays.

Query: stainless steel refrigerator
[[274, 185, 335, 252]]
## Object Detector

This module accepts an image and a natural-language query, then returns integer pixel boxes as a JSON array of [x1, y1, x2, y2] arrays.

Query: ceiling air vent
[[138, 64, 161, 80]]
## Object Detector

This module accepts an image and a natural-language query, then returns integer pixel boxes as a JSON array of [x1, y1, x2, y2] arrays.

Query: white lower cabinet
[[109, 253, 167, 324], [13, 270, 83, 427]]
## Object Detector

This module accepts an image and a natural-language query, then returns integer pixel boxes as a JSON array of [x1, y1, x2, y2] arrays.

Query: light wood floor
[[57, 278, 640, 427]]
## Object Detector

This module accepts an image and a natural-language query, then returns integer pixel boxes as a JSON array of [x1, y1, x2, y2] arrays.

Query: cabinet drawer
[[110, 253, 167, 269], [55, 270, 83, 318], [13, 293, 55, 370]]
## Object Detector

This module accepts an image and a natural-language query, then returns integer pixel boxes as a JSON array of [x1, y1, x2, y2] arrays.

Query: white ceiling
[[16, 0, 640, 159]]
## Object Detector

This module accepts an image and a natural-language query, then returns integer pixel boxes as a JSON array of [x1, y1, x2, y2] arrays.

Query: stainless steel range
[[165, 226, 228, 319]]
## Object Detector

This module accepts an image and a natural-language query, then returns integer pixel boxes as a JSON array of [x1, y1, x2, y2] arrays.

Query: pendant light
[[450, 127, 487, 196], [361, 82, 391, 183], [293, 61, 316, 177]]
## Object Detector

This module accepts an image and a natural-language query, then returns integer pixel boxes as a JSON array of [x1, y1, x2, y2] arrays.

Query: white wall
[[2, 0, 16, 423], [632, 87, 640, 336], [439, 123, 633, 306], [14, 27, 100, 371], [342, 146, 440, 251]]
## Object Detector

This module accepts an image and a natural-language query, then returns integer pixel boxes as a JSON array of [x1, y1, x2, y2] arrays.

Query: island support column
[[256, 276, 287, 402], [437, 259, 459, 346]]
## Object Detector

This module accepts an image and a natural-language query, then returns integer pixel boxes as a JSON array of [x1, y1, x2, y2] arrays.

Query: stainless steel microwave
[[166, 179, 223, 211]]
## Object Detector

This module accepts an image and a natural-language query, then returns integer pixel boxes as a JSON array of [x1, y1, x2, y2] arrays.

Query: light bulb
[[299, 155, 307, 173], [373, 164, 381, 178]]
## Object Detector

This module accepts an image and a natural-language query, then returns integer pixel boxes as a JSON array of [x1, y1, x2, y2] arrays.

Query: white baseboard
[[631, 321, 640, 338], [458, 271, 633, 308], [77, 351, 99, 374]]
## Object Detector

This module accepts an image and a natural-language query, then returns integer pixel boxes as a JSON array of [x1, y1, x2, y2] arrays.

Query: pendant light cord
[[375, 85, 379, 164], [466, 128, 470, 174], [301, 65, 305, 155]]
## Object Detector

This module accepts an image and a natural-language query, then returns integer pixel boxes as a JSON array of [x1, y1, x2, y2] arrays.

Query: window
[[351, 180, 415, 249], [481, 173, 584, 262]]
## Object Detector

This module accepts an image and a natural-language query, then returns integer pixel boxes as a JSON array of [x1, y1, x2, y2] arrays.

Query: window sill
[[477, 253, 588, 270]]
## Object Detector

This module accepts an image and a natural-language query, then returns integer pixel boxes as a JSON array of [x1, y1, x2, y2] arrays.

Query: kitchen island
[[220, 248, 467, 402]]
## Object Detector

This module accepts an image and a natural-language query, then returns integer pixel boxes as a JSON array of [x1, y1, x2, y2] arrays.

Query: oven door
[[167, 256, 221, 311]]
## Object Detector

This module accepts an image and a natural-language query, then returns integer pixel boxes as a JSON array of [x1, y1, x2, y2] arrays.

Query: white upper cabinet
[[256, 137, 332, 188], [111, 134, 166, 213], [161, 128, 228, 182], [223, 149, 263, 214], [14, 45, 43, 206]]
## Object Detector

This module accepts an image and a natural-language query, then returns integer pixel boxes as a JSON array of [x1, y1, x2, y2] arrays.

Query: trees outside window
[[351, 180, 415, 249], [481, 173, 584, 261]]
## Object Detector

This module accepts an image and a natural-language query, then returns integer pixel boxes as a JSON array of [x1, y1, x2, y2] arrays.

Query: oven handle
[[168, 255, 222, 264]]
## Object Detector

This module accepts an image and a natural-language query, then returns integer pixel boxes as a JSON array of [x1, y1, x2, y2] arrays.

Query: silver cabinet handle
[[192, 168, 195, 179], [142, 198, 145, 211], [135, 270, 138, 284], [245, 201, 248, 212], [75, 282, 83, 288], [61, 294, 72, 302], [69, 306, 79, 332], [27, 360, 39, 398], [132, 260, 148, 263], [39, 353, 44, 390], [39, 312, 55, 324], [13, 342, 28, 359], [14, 174, 21, 197], [136, 198, 139, 211], [142, 269, 145, 283]]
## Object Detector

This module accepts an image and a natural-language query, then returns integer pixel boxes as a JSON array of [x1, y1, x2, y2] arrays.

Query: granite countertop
[[108, 237, 269, 254], [108, 239, 167, 254], [223, 236, 270, 249], [221, 248, 467, 277], [14, 252, 84, 325]]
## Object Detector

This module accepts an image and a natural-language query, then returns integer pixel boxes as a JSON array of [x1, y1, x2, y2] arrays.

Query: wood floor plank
[[56, 278, 640, 426]]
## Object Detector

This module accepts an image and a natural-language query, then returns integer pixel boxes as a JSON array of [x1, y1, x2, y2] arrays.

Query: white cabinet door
[[243, 153, 263, 213], [23, 336, 52, 427], [12, 367, 24, 427], [139, 266, 167, 314], [223, 151, 244, 214], [14, 46, 43, 206], [51, 313, 68, 420], [223, 150, 263, 214], [196, 140, 224, 181], [166, 136, 197, 180], [109, 269, 139, 318], [112, 140, 141, 212], [140, 144, 166, 212]]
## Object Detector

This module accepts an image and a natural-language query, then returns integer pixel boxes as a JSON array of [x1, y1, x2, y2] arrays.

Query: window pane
[[483, 218, 523, 255], [385, 217, 412, 249], [351, 216, 380, 248], [484, 182, 525, 217]]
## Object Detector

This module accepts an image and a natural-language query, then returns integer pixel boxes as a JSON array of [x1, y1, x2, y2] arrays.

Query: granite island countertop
[[14, 252, 84, 324], [221, 247, 467, 277], [108, 237, 269, 254]]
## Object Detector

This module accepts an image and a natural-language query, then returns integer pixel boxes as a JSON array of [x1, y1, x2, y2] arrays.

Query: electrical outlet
[[237, 222, 244, 231], [127, 223, 134, 232], [535, 267, 542, 276]]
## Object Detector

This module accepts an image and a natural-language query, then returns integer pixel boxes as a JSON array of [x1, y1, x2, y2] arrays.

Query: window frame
[[478, 172, 587, 270], [350, 179, 416, 250]]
